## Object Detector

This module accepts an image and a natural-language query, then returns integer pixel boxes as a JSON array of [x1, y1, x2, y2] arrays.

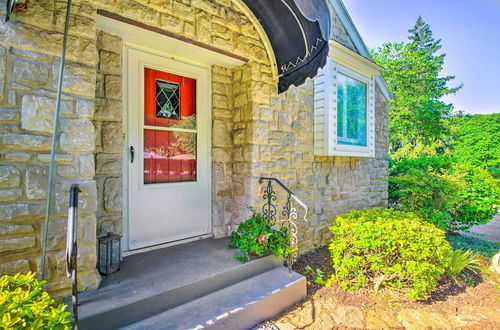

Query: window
[[337, 73, 367, 147], [314, 42, 381, 157], [155, 80, 180, 120]]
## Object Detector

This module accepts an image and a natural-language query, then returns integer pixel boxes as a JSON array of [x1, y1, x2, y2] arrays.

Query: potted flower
[[228, 212, 296, 263]]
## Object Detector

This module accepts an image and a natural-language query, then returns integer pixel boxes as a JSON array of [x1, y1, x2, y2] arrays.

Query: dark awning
[[242, 0, 331, 93]]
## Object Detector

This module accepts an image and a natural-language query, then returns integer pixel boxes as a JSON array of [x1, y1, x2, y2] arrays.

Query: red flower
[[258, 235, 267, 243]]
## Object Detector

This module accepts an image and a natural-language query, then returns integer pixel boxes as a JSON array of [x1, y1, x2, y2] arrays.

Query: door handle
[[130, 146, 135, 163]]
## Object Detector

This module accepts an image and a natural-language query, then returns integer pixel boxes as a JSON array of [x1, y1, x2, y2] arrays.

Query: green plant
[[389, 156, 500, 231], [304, 266, 327, 285], [446, 234, 499, 258], [462, 273, 476, 287], [328, 208, 451, 300], [450, 163, 500, 230], [228, 212, 296, 263], [0, 272, 71, 329], [445, 249, 482, 284]]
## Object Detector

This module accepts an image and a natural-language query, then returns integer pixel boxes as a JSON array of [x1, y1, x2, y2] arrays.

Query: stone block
[[490, 253, 500, 273], [12, 58, 50, 87], [4, 151, 31, 162], [60, 118, 95, 152], [57, 165, 76, 178], [26, 166, 48, 200], [36, 154, 74, 163], [3, 133, 51, 151], [0, 48, 5, 103], [0, 204, 44, 222], [55, 181, 97, 216], [0, 224, 35, 236], [212, 120, 230, 148], [0, 189, 22, 202], [98, 215, 123, 236], [80, 154, 95, 178], [94, 98, 122, 121], [0, 166, 21, 188], [102, 122, 123, 153], [79, 214, 97, 246], [0, 236, 36, 253], [0, 108, 17, 122], [96, 30, 122, 54], [160, 14, 183, 33], [0, 259, 31, 275], [104, 177, 122, 213], [76, 98, 94, 117], [52, 61, 96, 97], [21, 94, 73, 134], [96, 153, 122, 175], [99, 51, 121, 75], [78, 269, 101, 292], [105, 75, 122, 100]]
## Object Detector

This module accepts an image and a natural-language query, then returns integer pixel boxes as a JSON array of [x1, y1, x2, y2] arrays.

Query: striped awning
[[242, 0, 331, 93]]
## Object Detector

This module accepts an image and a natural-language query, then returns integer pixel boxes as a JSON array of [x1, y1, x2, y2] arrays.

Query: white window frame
[[314, 41, 382, 158]]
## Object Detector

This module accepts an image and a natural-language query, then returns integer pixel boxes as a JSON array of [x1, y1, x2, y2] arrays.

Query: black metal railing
[[258, 177, 308, 269], [66, 184, 80, 329]]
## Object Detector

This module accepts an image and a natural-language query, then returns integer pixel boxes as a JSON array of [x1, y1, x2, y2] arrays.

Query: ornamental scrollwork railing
[[259, 177, 308, 270]]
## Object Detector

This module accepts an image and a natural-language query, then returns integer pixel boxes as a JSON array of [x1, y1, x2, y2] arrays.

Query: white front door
[[126, 46, 211, 251]]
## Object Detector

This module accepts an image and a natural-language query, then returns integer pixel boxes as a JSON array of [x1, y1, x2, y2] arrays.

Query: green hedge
[[389, 156, 500, 231], [329, 208, 451, 300]]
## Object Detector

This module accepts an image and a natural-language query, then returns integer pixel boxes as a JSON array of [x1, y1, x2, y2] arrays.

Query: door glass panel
[[144, 67, 198, 185], [156, 80, 180, 119], [144, 68, 196, 128], [144, 129, 197, 184]]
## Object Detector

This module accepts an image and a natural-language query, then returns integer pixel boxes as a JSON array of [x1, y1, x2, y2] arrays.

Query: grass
[[446, 233, 499, 258]]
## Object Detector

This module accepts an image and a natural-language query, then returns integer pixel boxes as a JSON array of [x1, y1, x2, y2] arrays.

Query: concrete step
[[122, 266, 306, 330], [77, 238, 283, 329]]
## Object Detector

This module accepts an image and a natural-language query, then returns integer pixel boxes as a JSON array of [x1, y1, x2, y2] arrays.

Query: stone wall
[[327, 1, 358, 52], [0, 0, 389, 298], [94, 30, 123, 236], [0, 0, 100, 299]]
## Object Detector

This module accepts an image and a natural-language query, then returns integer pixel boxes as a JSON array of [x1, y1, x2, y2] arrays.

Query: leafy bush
[[0, 272, 71, 329], [445, 249, 482, 284], [389, 156, 500, 231], [446, 234, 499, 258], [228, 213, 296, 263], [328, 208, 451, 300], [448, 113, 500, 169]]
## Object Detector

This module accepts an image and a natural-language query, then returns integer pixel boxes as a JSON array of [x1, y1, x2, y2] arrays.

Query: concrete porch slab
[[77, 238, 283, 329]]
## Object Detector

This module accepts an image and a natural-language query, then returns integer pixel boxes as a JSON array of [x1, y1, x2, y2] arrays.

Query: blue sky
[[342, 0, 500, 114]]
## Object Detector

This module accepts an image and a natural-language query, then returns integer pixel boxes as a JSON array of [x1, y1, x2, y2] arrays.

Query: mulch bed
[[270, 246, 500, 326]]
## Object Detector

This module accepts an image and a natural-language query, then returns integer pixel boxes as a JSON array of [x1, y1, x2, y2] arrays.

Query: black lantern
[[97, 221, 122, 276]]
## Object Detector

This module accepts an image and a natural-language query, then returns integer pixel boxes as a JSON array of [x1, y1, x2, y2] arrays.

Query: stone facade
[[94, 30, 123, 237], [0, 0, 100, 299], [0, 0, 389, 299]]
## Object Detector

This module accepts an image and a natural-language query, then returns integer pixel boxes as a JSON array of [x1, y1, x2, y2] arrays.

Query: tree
[[448, 113, 500, 169], [371, 17, 462, 158]]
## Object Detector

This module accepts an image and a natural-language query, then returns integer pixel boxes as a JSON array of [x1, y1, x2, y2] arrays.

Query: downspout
[[39, 0, 73, 281]]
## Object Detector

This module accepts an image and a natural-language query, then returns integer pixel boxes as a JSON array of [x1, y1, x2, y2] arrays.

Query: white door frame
[[96, 14, 245, 254], [125, 46, 212, 252]]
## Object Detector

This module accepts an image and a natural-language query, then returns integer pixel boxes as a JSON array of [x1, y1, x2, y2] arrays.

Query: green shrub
[[228, 212, 296, 263], [0, 272, 71, 329], [328, 208, 451, 300], [446, 234, 499, 258], [389, 156, 500, 231], [451, 163, 500, 230], [445, 249, 482, 284]]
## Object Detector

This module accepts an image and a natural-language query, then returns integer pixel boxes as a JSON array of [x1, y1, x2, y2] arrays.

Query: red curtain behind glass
[[144, 68, 197, 184]]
